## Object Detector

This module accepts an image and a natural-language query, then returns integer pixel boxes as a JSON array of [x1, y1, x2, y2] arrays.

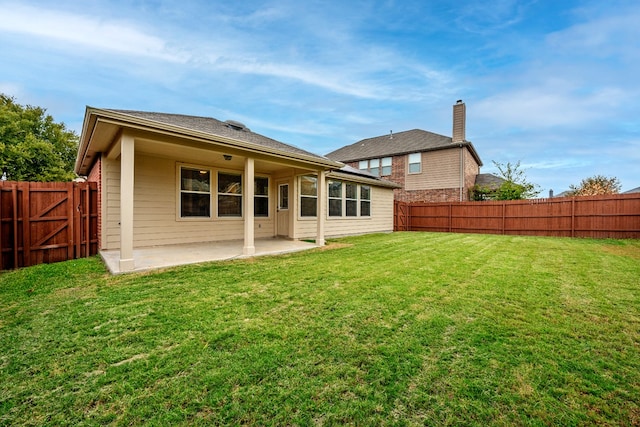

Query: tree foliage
[[0, 94, 78, 181], [470, 161, 540, 200], [567, 175, 621, 196]]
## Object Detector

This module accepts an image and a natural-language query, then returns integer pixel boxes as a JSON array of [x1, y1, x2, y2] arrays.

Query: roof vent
[[225, 120, 250, 131]]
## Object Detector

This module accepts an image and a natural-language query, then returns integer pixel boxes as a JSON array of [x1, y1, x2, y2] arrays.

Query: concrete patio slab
[[100, 238, 317, 274]]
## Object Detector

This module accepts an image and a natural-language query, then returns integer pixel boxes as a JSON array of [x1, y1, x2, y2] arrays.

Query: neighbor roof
[[326, 129, 482, 166], [474, 173, 505, 188], [622, 186, 640, 194]]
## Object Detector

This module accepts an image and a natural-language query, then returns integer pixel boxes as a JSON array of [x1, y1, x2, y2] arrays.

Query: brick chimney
[[452, 100, 466, 143]]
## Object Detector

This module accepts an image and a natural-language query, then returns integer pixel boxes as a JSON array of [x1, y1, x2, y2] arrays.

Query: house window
[[381, 157, 392, 176], [218, 172, 242, 217], [300, 175, 317, 217], [180, 167, 211, 218], [328, 180, 342, 217], [255, 177, 269, 217], [360, 185, 371, 217], [358, 160, 368, 170], [345, 183, 357, 216], [408, 153, 421, 174], [369, 158, 380, 176], [326, 180, 371, 218]]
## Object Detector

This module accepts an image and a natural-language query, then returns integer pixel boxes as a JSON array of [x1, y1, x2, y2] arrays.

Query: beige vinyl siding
[[405, 149, 460, 191], [104, 153, 275, 250], [103, 157, 121, 250], [295, 185, 394, 239]]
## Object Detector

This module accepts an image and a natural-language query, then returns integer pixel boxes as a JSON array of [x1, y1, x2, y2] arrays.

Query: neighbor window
[[369, 158, 380, 176], [180, 167, 211, 218], [381, 157, 392, 176], [254, 177, 269, 217], [360, 185, 371, 216], [218, 172, 242, 217], [358, 157, 392, 176], [408, 153, 421, 174], [300, 175, 317, 217], [328, 180, 342, 217]]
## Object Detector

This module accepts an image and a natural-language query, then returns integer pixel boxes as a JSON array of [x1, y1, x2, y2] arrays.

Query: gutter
[[76, 107, 343, 174]]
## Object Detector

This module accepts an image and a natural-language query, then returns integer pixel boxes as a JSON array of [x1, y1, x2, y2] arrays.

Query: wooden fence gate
[[0, 181, 98, 270]]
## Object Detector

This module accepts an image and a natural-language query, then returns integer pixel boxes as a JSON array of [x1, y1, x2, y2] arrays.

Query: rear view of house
[[326, 101, 486, 202], [75, 108, 398, 273]]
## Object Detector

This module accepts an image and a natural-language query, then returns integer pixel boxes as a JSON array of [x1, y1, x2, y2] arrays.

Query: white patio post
[[316, 169, 326, 246], [243, 157, 255, 255], [119, 133, 135, 272]]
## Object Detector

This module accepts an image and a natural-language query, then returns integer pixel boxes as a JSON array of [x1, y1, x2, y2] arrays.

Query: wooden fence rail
[[0, 181, 98, 270], [394, 193, 640, 239]]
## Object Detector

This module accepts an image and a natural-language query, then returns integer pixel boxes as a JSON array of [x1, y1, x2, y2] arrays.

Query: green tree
[[0, 94, 78, 181], [470, 161, 540, 200], [567, 175, 621, 196]]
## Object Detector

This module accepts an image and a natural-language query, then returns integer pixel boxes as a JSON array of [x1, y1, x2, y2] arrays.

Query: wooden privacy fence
[[0, 181, 98, 270], [395, 193, 640, 239]]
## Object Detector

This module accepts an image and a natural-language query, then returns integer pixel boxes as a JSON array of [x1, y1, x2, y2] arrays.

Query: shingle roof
[[474, 173, 505, 189], [326, 128, 482, 166], [622, 186, 640, 194], [108, 109, 331, 161]]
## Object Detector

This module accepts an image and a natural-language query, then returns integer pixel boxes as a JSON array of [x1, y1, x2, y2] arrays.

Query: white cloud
[[546, 6, 640, 60], [0, 3, 187, 62], [474, 85, 626, 130]]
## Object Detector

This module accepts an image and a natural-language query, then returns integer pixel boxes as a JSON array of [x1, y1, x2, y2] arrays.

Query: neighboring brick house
[[327, 101, 491, 203]]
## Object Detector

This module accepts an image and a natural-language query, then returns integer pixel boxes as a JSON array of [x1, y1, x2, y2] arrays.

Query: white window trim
[[299, 175, 318, 219], [360, 185, 371, 217], [254, 176, 270, 218], [325, 180, 372, 219], [408, 153, 422, 174], [345, 182, 358, 217], [328, 180, 342, 217], [176, 163, 213, 221], [381, 157, 392, 176], [217, 170, 243, 219]]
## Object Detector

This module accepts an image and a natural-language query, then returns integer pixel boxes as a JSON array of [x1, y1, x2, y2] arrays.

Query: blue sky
[[1, 0, 638, 193]]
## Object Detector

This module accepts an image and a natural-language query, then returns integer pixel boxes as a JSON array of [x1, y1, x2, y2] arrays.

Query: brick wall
[[86, 155, 102, 249], [346, 150, 478, 203]]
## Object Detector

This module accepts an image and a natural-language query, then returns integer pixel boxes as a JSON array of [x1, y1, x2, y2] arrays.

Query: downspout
[[459, 144, 464, 201]]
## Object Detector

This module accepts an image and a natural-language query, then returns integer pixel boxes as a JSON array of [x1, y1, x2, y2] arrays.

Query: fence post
[[571, 198, 575, 238], [502, 202, 506, 235], [64, 183, 73, 260], [448, 203, 452, 232], [12, 184, 19, 268], [21, 182, 33, 267], [73, 182, 80, 259]]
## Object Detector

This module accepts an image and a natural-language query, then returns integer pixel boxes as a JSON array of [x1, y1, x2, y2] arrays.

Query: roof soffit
[[75, 107, 342, 174]]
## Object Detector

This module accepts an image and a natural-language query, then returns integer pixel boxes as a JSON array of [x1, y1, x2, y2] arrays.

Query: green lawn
[[1, 232, 639, 426]]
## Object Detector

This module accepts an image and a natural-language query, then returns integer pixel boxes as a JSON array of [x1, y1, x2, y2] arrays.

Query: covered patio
[[100, 238, 317, 274]]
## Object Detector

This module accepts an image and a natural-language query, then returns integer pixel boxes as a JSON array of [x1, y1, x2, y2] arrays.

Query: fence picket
[[0, 181, 98, 270], [395, 194, 640, 239]]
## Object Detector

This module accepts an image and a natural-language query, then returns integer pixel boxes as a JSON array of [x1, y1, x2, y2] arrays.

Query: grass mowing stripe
[[1, 232, 639, 425]]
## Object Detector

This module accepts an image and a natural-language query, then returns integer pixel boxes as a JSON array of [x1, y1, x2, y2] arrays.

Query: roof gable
[[326, 128, 482, 166], [107, 110, 325, 160], [75, 108, 343, 175], [326, 129, 452, 162]]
